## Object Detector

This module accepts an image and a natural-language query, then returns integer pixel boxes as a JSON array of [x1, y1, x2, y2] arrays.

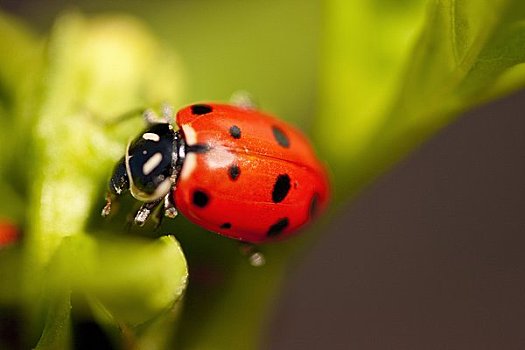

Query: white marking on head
[[142, 132, 160, 142], [181, 125, 197, 145], [126, 141, 170, 202], [143, 152, 163, 176], [180, 152, 197, 180]]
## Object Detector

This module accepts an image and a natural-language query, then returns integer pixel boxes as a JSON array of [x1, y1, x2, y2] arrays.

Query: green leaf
[[34, 292, 72, 350], [0, 11, 188, 349], [317, 0, 525, 199], [0, 12, 43, 216], [82, 235, 187, 327], [0, 11, 40, 108], [27, 234, 187, 349], [0, 247, 22, 304]]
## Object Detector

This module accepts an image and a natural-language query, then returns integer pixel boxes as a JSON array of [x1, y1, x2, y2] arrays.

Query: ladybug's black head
[[108, 123, 184, 202]]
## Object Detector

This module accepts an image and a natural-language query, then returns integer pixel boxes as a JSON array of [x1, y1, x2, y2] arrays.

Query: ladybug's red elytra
[[102, 103, 330, 244]]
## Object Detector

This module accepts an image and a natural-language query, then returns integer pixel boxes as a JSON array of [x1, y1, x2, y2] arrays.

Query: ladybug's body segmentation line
[[103, 103, 330, 244]]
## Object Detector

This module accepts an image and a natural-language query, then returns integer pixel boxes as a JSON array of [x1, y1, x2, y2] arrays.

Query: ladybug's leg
[[101, 107, 145, 127], [102, 157, 129, 217], [101, 192, 116, 217], [238, 242, 266, 267], [160, 103, 175, 124], [150, 200, 168, 230], [163, 191, 178, 219], [134, 198, 164, 226], [230, 90, 258, 110], [143, 108, 161, 125]]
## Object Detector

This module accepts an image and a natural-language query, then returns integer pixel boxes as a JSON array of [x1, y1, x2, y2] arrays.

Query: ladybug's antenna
[[230, 90, 258, 110], [143, 102, 175, 125]]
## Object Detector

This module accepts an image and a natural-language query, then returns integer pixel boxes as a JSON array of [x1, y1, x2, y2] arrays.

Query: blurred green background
[[0, 0, 524, 349], [5, 0, 323, 126]]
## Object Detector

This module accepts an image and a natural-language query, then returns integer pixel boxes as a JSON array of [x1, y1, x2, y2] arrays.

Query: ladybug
[[0, 220, 19, 247], [102, 103, 329, 244]]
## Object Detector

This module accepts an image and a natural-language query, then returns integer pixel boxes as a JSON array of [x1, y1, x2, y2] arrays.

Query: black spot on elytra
[[228, 165, 241, 181], [229, 125, 241, 139], [272, 174, 291, 203], [267, 217, 289, 237], [186, 143, 210, 154], [309, 193, 320, 218], [192, 190, 210, 208], [220, 222, 232, 229], [191, 104, 213, 115], [272, 125, 290, 148]]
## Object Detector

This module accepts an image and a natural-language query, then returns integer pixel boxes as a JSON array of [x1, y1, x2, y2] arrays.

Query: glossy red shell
[[174, 103, 330, 243]]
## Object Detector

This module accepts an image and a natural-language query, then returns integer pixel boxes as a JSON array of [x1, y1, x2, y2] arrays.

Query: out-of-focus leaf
[[0, 13, 43, 213], [317, 0, 525, 198], [0, 247, 22, 304], [34, 293, 72, 350], [0, 11, 189, 349], [317, 0, 428, 172], [38, 234, 187, 349], [82, 235, 187, 327], [25, 10, 184, 270], [29, 234, 186, 349], [0, 11, 40, 108]]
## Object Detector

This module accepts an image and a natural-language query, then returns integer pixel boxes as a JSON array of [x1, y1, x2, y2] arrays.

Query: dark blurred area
[[267, 90, 525, 349]]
